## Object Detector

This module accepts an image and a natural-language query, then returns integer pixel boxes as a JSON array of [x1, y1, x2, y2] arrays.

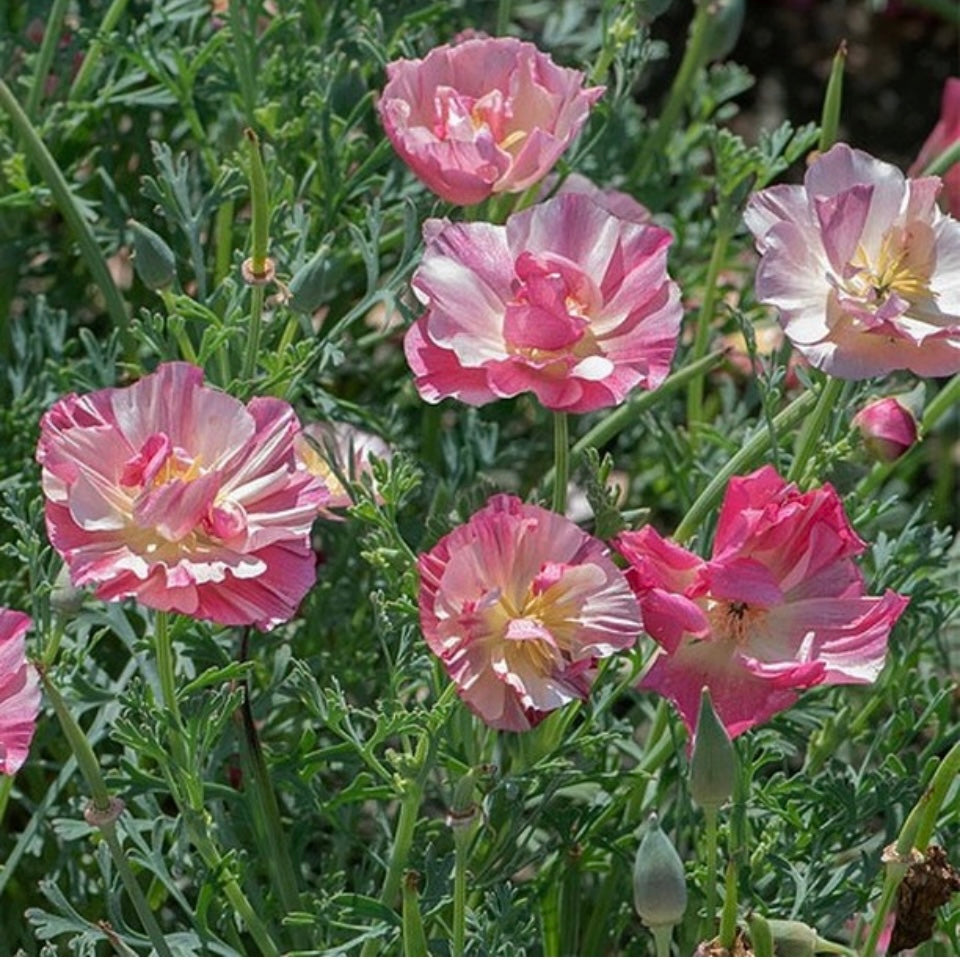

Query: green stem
[[153, 611, 181, 727], [673, 388, 817, 542], [68, 0, 130, 102], [551, 411, 569, 515], [496, 0, 513, 34], [862, 738, 960, 956], [402, 871, 430, 956], [922, 138, 960, 177], [702, 805, 719, 939], [788, 376, 844, 485], [718, 860, 737, 951], [41, 670, 172, 955], [453, 832, 469, 956], [635, 0, 713, 180], [652, 923, 673, 957], [686, 217, 735, 428], [214, 200, 235, 286], [0, 79, 131, 353], [242, 284, 266, 381], [25, 0, 71, 120], [541, 351, 726, 495], [0, 775, 12, 824], [244, 128, 270, 274], [813, 936, 857, 956]]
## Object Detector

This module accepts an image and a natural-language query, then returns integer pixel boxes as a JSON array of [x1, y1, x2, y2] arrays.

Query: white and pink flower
[[37, 363, 329, 630], [405, 192, 682, 413], [0, 609, 39, 776], [418, 494, 642, 731], [745, 143, 960, 378], [616, 467, 908, 738], [378, 37, 603, 205]]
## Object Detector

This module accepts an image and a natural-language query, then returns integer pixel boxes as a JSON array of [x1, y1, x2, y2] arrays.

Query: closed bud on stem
[[702, 0, 745, 63], [633, 813, 688, 930], [288, 246, 331, 314], [690, 686, 736, 810], [765, 918, 819, 956], [128, 219, 176, 291], [852, 394, 921, 463]]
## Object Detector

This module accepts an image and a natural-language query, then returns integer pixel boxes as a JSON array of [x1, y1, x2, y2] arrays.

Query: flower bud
[[852, 396, 919, 463], [128, 219, 176, 291], [288, 246, 332, 314], [633, 813, 688, 929], [766, 918, 819, 956], [690, 686, 736, 810]]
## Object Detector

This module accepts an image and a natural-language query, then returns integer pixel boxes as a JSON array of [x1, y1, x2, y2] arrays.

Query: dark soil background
[[653, 0, 959, 171]]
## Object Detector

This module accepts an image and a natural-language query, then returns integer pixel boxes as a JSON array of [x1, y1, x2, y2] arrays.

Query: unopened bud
[[633, 813, 688, 929], [703, 0, 745, 63], [50, 565, 84, 616], [288, 246, 331, 314], [853, 395, 920, 463], [128, 219, 176, 291], [766, 918, 819, 956], [690, 687, 736, 810]]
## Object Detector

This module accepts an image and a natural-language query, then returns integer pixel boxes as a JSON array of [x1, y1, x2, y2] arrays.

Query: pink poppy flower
[[744, 143, 960, 378], [378, 37, 604, 205], [0, 609, 39, 776], [909, 77, 960, 218], [615, 467, 908, 739], [541, 171, 652, 223], [404, 192, 682, 413], [852, 395, 919, 462], [37, 363, 329, 630], [417, 494, 642, 731], [295, 421, 392, 513]]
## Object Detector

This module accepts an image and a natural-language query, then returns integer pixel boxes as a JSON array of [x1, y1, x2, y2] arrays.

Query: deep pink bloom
[[0, 609, 39, 776], [404, 192, 682, 413], [909, 77, 960, 218], [378, 37, 604, 205], [418, 494, 642, 731], [295, 421, 392, 513], [745, 143, 960, 378], [616, 467, 908, 738], [852, 396, 919, 462], [37, 363, 329, 630]]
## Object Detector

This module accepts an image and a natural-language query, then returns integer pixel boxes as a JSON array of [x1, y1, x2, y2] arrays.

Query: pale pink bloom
[[0, 609, 39, 776], [744, 143, 960, 378], [909, 77, 960, 219], [418, 494, 642, 731], [616, 466, 908, 739], [295, 421, 392, 513], [378, 37, 604, 205], [37, 363, 329, 630], [852, 396, 919, 462], [404, 192, 682, 413]]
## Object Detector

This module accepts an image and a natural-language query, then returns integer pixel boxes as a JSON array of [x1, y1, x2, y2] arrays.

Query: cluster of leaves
[[0, 0, 957, 956]]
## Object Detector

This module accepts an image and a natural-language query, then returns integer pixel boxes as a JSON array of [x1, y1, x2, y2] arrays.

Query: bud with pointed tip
[[128, 219, 176, 291], [766, 918, 819, 956], [633, 813, 688, 929], [690, 686, 736, 810], [288, 246, 332, 314]]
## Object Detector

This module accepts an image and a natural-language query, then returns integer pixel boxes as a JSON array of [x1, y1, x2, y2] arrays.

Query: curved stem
[[0, 79, 130, 353], [551, 411, 569, 515], [788, 376, 844, 485], [673, 388, 817, 542], [686, 220, 734, 428]]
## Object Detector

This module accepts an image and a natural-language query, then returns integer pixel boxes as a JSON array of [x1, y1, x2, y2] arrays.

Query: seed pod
[[690, 686, 736, 810], [633, 812, 688, 928], [128, 219, 176, 291]]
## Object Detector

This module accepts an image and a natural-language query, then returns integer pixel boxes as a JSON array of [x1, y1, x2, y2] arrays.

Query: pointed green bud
[[766, 919, 819, 956], [702, 0, 745, 63], [128, 219, 176, 291], [633, 813, 688, 928], [288, 246, 331, 314], [690, 687, 736, 810]]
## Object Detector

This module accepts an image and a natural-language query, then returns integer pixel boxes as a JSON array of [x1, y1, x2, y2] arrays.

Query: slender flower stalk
[[0, 80, 130, 352], [818, 42, 847, 154], [923, 139, 960, 177], [69, 0, 131, 102], [25, 0, 71, 120], [40, 670, 172, 955], [242, 128, 272, 382], [552, 411, 569, 515], [402, 871, 430, 957], [787, 376, 845, 484]]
